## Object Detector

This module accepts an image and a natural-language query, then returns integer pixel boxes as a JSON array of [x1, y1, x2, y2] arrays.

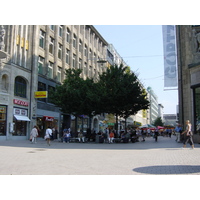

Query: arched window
[[14, 76, 27, 98]]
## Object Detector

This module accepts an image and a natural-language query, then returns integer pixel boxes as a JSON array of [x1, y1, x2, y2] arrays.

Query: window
[[94, 53, 96, 62], [84, 45, 88, 57], [89, 66, 92, 78], [38, 56, 44, 74], [14, 76, 27, 98], [48, 85, 55, 104], [49, 25, 54, 31], [0, 105, 7, 136], [66, 28, 70, 43], [57, 67, 61, 82], [84, 62, 87, 75], [38, 82, 46, 102], [66, 49, 70, 64], [79, 58, 82, 69], [49, 37, 54, 54], [79, 39, 82, 53], [89, 49, 92, 60], [59, 25, 63, 37], [39, 30, 45, 49], [73, 54, 76, 68], [58, 43, 62, 59], [73, 34, 77, 48], [48, 62, 53, 79]]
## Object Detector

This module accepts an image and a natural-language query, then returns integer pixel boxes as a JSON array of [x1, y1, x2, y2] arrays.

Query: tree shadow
[[133, 165, 200, 174]]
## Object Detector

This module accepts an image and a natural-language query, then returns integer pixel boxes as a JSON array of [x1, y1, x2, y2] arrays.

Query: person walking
[[181, 120, 194, 149], [154, 128, 159, 142], [175, 124, 182, 142], [45, 126, 52, 146], [30, 125, 38, 143]]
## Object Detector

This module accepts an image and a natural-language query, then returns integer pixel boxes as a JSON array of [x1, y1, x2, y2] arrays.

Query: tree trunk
[[115, 114, 118, 137], [125, 117, 127, 133]]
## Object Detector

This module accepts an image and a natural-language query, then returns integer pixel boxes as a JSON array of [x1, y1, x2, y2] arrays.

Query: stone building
[[176, 25, 200, 142], [0, 25, 108, 140]]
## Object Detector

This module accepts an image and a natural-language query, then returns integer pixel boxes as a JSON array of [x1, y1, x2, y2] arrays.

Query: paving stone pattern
[[0, 135, 200, 175]]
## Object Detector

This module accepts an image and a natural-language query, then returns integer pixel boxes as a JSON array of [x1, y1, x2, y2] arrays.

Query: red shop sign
[[13, 99, 29, 107], [43, 116, 54, 121]]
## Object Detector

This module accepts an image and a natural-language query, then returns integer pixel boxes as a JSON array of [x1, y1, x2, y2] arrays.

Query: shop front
[[36, 115, 58, 138], [0, 105, 7, 137], [190, 67, 200, 142], [13, 107, 30, 137]]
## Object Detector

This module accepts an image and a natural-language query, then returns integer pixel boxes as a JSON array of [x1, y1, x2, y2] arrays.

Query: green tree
[[98, 64, 149, 131], [153, 117, 164, 126]]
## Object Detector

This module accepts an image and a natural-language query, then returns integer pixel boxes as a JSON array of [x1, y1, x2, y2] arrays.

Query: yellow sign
[[34, 91, 48, 98]]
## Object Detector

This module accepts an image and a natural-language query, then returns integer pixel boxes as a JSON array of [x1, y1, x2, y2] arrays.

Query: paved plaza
[[0, 135, 200, 175]]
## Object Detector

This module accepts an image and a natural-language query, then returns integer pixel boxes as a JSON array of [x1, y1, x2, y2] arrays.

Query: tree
[[153, 117, 164, 126], [97, 64, 149, 132]]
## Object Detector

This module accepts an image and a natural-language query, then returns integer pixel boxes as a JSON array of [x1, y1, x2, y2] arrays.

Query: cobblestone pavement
[[0, 135, 200, 175]]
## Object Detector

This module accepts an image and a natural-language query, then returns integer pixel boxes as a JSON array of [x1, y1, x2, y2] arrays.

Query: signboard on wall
[[162, 25, 178, 88], [34, 91, 48, 98]]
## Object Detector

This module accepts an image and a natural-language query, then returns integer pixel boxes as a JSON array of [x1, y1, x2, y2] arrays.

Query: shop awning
[[43, 116, 54, 121], [14, 115, 31, 121]]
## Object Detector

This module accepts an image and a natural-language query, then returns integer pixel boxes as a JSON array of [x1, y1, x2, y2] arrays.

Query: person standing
[[181, 120, 194, 149], [30, 125, 38, 143], [45, 126, 52, 146]]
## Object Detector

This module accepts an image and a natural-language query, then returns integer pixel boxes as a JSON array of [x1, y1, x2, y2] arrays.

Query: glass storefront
[[37, 116, 58, 137], [0, 105, 7, 136], [13, 108, 30, 136], [13, 120, 27, 136], [195, 87, 200, 134]]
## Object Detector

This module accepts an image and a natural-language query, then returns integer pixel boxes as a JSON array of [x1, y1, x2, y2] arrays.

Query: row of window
[[39, 27, 103, 61], [38, 55, 98, 81]]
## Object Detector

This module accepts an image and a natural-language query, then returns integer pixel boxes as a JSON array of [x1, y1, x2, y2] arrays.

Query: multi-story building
[[158, 103, 164, 121], [147, 86, 159, 124], [176, 25, 200, 142], [0, 25, 108, 140]]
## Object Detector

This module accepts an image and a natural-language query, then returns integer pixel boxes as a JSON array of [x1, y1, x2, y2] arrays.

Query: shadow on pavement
[[133, 165, 200, 174]]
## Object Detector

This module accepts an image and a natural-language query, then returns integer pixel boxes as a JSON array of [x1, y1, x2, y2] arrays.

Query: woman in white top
[[45, 127, 52, 146], [181, 120, 194, 149], [30, 126, 38, 143]]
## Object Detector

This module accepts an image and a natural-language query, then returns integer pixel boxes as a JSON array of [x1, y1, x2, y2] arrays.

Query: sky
[[94, 25, 178, 114]]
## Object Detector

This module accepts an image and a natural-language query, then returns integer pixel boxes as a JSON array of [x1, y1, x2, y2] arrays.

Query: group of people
[[29, 119, 195, 149]]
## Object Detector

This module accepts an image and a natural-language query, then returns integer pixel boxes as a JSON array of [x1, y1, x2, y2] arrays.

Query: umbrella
[[139, 124, 155, 129], [157, 126, 164, 129]]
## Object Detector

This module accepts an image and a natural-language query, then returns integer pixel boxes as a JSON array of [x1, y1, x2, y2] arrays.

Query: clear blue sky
[[94, 25, 178, 114]]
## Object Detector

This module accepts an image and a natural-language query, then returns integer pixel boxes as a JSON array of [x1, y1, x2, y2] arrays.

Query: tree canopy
[[50, 65, 150, 129]]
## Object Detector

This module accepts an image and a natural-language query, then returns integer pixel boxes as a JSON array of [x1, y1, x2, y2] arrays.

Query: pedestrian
[[45, 126, 52, 146], [30, 125, 38, 143], [154, 128, 159, 142], [109, 130, 115, 143], [78, 131, 84, 143], [175, 124, 182, 142], [181, 120, 194, 149]]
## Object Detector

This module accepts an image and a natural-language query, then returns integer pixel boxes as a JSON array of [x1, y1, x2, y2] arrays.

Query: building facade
[[147, 86, 159, 124], [0, 25, 108, 140], [176, 25, 200, 142]]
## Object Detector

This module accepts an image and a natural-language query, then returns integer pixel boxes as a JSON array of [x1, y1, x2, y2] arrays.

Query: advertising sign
[[34, 91, 48, 98], [162, 25, 178, 88]]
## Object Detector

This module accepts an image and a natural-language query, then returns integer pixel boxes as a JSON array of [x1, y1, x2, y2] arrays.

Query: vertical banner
[[162, 25, 178, 88]]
